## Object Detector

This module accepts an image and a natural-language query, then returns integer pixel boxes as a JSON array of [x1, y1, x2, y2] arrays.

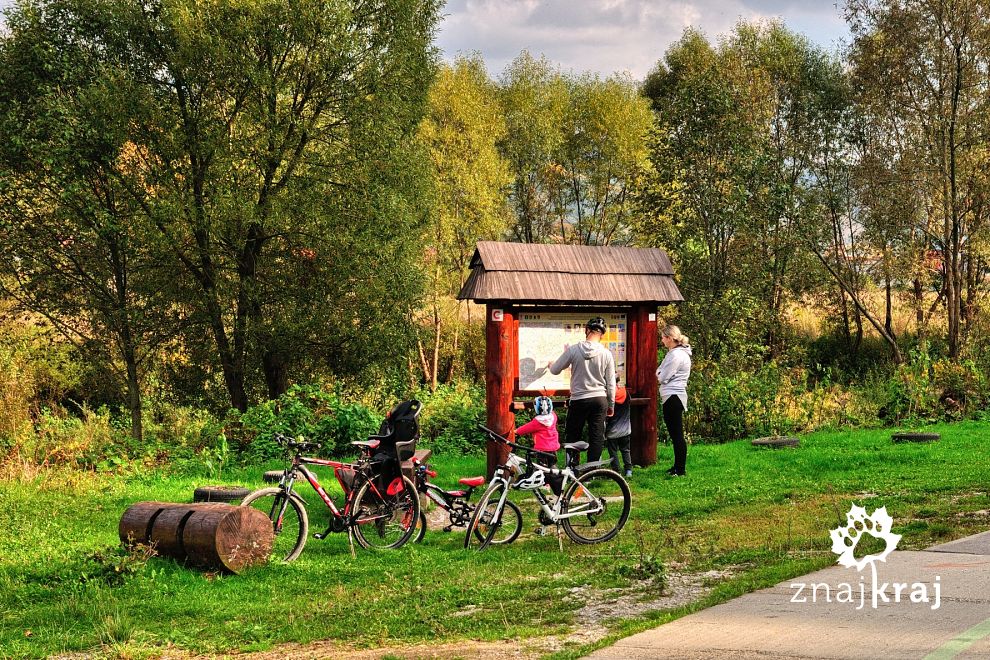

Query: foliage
[[416, 381, 487, 455], [230, 384, 380, 462]]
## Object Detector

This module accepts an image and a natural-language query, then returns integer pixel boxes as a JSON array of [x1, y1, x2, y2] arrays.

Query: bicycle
[[411, 457, 522, 545], [241, 433, 420, 561], [465, 425, 631, 550]]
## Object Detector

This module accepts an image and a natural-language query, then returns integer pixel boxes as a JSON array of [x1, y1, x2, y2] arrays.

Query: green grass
[[3, 420, 990, 658]]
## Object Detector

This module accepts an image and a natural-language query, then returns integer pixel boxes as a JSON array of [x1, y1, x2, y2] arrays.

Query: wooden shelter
[[458, 241, 683, 475]]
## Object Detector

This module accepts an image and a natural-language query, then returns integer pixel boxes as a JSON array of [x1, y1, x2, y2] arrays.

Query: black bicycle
[[241, 433, 420, 561]]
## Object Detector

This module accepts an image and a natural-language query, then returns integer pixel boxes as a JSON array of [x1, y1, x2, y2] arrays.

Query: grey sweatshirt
[[549, 340, 616, 408], [657, 345, 692, 410]]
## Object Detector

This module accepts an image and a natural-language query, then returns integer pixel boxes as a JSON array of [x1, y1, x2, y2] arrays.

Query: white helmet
[[515, 469, 546, 490]]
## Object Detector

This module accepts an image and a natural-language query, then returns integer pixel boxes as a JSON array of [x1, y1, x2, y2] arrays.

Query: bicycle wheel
[[413, 509, 428, 543], [464, 479, 509, 550], [352, 475, 420, 550], [240, 487, 309, 562], [474, 499, 522, 546], [560, 469, 630, 544]]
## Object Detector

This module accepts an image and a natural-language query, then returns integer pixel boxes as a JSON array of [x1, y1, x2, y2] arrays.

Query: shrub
[[230, 384, 380, 462], [416, 381, 486, 455]]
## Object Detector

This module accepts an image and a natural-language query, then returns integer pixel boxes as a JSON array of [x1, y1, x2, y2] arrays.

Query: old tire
[[892, 432, 940, 443], [751, 436, 800, 448], [262, 470, 284, 483], [193, 485, 251, 503]]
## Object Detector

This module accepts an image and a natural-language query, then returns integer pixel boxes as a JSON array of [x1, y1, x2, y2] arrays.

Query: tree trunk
[[124, 349, 143, 442], [913, 276, 925, 340], [262, 349, 289, 399]]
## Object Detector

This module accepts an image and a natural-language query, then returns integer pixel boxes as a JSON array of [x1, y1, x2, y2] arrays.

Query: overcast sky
[[1, 0, 850, 80]]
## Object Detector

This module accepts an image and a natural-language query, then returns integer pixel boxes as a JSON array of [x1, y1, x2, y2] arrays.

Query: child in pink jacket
[[514, 396, 559, 466]]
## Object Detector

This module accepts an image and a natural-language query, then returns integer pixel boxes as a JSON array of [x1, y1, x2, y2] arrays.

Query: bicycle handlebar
[[273, 432, 322, 452], [477, 424, 558, 462]]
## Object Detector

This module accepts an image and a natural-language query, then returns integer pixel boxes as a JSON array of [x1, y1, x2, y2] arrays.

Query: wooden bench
[[401, 448, 432, 481]]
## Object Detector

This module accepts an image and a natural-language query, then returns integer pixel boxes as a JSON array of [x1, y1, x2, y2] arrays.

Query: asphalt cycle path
[[588, 530, 990, 659]]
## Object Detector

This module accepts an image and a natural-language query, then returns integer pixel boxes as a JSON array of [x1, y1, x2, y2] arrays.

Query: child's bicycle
[[241, 433, 420, 561], [465, 425, 631, 550], [410, 457, 523, 545]]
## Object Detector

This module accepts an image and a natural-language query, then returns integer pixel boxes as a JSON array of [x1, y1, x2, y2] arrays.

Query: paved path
[[588, 531, 990, 659]]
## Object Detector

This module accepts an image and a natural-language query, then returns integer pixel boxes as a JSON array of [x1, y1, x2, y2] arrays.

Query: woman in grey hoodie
[[657, 325, 692, 476]]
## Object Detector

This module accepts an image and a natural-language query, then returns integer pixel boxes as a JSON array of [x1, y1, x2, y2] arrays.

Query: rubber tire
[[751, 436, 800, 448], [193, 485, 251, 503], [413, 510, 428, 543], [262, 470, 284, 483], [474, 499, 522, 546], [464, 480, 509, 551], [892, 432, 940, 443], [561, 468, 631, 544], [351, 475, 420, 550], [240, 487, 309, 562]]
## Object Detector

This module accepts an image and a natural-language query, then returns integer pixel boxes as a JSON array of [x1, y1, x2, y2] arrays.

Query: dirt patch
[[230, 566, 736, 660]]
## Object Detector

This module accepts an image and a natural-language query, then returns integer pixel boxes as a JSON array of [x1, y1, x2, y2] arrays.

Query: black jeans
[[565, 396, 608, 462], [663, 396, 686, 474], [605, 434, 632, 473]]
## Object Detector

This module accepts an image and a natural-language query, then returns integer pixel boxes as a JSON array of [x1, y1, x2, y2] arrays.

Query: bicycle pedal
[[313, 528, 332, 540], [442, 525, 453, 532]]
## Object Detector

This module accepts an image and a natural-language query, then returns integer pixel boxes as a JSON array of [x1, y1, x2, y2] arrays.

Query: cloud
[[437, 0, 849, 79]]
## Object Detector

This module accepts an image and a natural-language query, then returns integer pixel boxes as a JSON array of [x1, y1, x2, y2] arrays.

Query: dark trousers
[[565, 396, 608, 462], [663, 396, 686, 474], [605, 434, 632, 473]]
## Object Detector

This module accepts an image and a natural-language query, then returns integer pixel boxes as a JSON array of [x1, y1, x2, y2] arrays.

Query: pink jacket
[[514, 412, 560, 453]]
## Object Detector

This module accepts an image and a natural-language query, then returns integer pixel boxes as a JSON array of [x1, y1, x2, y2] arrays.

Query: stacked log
[[119, 502, 273, 574]]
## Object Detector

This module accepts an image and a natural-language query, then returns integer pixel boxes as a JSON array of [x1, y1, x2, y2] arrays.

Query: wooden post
[[485, 303, 515, 478], [630, 304, 659, 466]]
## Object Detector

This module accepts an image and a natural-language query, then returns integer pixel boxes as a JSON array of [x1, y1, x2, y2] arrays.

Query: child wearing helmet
[[514, 395, 560, 467]]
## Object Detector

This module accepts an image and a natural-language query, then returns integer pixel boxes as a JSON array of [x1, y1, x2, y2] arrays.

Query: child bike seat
[[458, 476, 485, 488]]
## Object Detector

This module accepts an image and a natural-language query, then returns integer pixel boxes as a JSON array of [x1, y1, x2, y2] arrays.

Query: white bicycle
[[465, 425, 631, 550]]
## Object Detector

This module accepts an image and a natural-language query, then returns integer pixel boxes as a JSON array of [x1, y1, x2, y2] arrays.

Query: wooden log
[[182, 505, 273, 574], [119, 502, 272, 574], [150, 505, 198, 558], [118, 501, 168, 546]]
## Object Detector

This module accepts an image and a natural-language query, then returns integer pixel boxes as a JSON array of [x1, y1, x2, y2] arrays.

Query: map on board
[[517, 312, 627, 392]]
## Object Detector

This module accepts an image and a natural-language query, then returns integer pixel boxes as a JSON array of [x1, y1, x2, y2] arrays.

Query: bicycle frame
[[412, 459, 478, 528], [495, 453, 606, 523], [275, 450, 395, 532]]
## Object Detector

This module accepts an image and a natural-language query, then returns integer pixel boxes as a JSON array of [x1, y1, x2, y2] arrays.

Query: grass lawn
[[2, 420, 989, 658]]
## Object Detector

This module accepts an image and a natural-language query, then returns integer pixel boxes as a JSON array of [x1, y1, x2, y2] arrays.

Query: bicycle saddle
[[352, 439, 381, 449], [563, 441, 589, 451], [458, 476, 485, 488]]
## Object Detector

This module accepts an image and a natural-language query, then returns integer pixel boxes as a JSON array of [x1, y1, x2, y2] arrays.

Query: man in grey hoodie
[[547, 317, 616, 462]]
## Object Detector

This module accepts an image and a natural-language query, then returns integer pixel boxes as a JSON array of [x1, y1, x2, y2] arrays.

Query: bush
[[230, 384, 380, 462], [416, 381, 486, 455]]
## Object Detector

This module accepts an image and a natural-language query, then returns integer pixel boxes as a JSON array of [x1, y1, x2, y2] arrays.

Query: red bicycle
[[241, 433, 420, 561]]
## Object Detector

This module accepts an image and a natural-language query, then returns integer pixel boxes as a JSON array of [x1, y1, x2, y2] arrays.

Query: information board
[[517, 312, 626, 392]]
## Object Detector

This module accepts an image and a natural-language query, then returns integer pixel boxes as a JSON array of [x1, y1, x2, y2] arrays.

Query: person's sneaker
[[664, 467, 678, 476], [624, 469, 633, 478]]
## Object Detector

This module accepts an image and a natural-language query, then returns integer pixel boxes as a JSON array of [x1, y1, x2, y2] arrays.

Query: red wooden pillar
[[630, 304, 659, 466], [485, 303, 515, 477]]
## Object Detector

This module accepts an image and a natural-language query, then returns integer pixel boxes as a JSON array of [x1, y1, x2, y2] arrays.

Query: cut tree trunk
[[119, 502, 273, 574]]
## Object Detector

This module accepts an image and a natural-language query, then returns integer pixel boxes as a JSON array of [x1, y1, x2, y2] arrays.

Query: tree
[[0, 6, 177, 439], [416, 56, 512, 389], [0, 0, 441, 411], [499, 52, 569, 244], [847, 0, 990, 358], [561, 74, 653, 245]]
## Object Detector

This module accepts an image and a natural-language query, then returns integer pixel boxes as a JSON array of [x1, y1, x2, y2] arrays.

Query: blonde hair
[[662, 325, 690, 347]]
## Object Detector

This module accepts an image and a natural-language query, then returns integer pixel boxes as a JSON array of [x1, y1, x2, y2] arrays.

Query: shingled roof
[[457, 241, 683, 304]]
